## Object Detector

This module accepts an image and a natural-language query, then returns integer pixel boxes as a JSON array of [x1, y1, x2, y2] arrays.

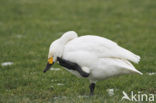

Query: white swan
[[43, 31, 142, 95]]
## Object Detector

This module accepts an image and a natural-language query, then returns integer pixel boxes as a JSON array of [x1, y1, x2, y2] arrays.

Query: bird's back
[[63, 35, 140, 63]]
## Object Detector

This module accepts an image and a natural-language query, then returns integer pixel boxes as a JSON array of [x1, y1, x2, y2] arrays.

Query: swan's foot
[[89, 83, 95, 96], [57, 57, 89, 77]]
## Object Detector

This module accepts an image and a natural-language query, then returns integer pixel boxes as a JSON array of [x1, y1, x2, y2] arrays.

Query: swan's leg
[[89, 83, 95, 96], [57, 57, 89, 77]]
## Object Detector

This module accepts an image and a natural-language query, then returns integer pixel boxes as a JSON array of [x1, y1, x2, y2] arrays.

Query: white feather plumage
[[49, 31, 142, 82]]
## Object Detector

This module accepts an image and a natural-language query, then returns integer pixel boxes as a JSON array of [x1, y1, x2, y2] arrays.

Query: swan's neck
[[59, 31, 78, 45], [54, 31, 78, 58], [59, 37, 73, 45]]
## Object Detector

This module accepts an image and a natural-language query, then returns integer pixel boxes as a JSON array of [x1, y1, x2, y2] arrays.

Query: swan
[[43, 31, 142, 95]]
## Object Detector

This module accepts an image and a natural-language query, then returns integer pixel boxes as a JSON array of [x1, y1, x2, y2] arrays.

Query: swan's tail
[[116, 46, 141, 64], [122, 59, 143, 75]]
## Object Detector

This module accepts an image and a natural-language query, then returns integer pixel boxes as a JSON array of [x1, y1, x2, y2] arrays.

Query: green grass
[[0, 0, 156, 102]]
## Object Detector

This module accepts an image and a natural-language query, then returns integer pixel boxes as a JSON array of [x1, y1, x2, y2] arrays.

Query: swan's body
[[44, 31, 142, 95], [63, 35, 142, 80]]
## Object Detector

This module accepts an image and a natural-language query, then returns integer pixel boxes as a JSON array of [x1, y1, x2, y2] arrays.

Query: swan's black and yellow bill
[[43, 57, 54, 73]]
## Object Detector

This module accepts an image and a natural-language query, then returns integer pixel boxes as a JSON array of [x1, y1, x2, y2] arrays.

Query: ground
[[0, 0, 156, 103]]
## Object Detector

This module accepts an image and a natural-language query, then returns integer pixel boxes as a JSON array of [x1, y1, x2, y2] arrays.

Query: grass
[[0, 0, 156, 102]]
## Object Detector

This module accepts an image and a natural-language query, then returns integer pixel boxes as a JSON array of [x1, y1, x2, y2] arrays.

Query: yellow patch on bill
[[48, 57, 53, 64]]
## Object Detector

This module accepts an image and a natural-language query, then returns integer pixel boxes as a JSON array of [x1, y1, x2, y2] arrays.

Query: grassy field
[[0, 0, 156, 103]]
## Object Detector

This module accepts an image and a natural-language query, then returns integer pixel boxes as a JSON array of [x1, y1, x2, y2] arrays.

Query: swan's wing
[[62, 35, 142, 76], [62, 50, 142, 76], [96, 58, 143, 75], [63, 35, 140, 63]]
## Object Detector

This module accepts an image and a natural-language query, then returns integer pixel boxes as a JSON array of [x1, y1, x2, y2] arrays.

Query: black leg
[[57, 57, 89, 77], [89, 83, 95, 96]]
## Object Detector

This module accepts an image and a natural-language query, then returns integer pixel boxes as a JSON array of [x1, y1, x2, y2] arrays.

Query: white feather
[[64, 35, 140, 64], [49, 31, 142, 81]]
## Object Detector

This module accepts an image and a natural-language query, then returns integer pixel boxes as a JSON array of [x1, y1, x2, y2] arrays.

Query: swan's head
[[43, 31, 78, 73]]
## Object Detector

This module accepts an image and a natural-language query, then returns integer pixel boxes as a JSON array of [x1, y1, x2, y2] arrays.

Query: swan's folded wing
[[63, 35, 140, 63]]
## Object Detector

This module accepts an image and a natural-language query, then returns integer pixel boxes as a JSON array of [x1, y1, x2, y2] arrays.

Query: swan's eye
[[48, 57, 53, 64]]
